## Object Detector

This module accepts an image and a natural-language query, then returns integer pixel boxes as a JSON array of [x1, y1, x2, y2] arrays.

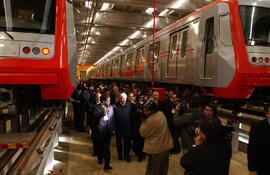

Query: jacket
[[173, 108, 202, 150], [181, 141, 232, 175], [140, 111, 173, 154], [92, 104, 115, 138], [248, 119, 270, 175]]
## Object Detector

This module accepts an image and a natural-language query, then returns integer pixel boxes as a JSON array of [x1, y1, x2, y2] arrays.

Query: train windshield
[[0, 0, 55, 34], [239, 6, 270, 47]]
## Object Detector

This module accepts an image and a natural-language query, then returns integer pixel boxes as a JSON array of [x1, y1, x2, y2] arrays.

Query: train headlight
[[251, 57, 257, 63], [23, 47, 31, 54], [42, 48, 50, 55], [265, 57, 269, 63], [32, 47, 40, 55], [258, 57, 263, 63]]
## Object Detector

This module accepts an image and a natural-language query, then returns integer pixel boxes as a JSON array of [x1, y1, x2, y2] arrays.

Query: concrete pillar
[[21, 112, 29, 132], [0, 120, 6, 133], [11, 114, 20, 132], [231, 121, 239, 153]]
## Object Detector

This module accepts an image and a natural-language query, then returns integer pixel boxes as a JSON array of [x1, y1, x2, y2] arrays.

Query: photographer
[[140, 99, 173, 175], [173, 96, 203, 154], [181, 118, 232, 175]]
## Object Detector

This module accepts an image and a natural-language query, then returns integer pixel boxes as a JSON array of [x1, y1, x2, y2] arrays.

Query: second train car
[[89, 0, 270, 105]]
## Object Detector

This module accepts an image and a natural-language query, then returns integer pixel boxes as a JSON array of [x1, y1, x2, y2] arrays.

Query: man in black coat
[[181, 118, 232, 175], [113, 92, 132, 162], [92, 94, 115, 170], [248, 106, 270, 175]]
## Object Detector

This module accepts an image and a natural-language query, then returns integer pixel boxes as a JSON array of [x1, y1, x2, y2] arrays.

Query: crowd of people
[[70, 80, 270, 175]]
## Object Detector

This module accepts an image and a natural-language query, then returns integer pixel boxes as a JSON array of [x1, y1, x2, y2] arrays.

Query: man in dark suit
[[248, 106, 270, 175], [92, 94, 115, 170], [114, 93, 132, 162]]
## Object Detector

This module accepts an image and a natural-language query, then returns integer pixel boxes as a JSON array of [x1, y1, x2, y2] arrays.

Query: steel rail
[[8, 108, 61, 175]]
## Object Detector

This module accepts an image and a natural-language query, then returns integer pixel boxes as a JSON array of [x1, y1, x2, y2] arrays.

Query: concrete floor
[[47, 106, 249, 175]]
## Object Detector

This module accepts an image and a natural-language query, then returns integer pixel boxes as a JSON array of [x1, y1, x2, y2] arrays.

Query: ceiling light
[[145, 8, 154, 15], [91, 40, 96, 44], [159, 9, 169, 16], [85, 1, 92, 9], [95, 30, 101, 35], [173, 1, 185, 8], [101, 3, 110, 11], [143, 32, 147, 38]]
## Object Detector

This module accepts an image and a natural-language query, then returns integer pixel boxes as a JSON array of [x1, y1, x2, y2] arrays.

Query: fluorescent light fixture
[[130, 31, 140, 39], [145, 8, 154, 15], [144, 19, 154, 28], [159, 9, 169, 16], [143, 32, 147, 38], [101, 3, 110, 11], [85, 1, 92, 9], [173, 0, 185, 8], [95, 30, 101, 35], [91, 40, 96, 44]]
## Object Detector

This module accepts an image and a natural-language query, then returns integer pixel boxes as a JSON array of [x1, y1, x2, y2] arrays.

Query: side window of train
[[181, 30, 189, 57], [203, 17, 215, 78], [136, 47, 144, 66], [126, 53, 133, 69], [148, 42, 160, 64], [120, 55, 125, 71], [219, 13, 232, 46], [114, 59, 119, 71]]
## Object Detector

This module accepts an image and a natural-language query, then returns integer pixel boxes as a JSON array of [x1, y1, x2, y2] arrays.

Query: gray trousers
[[145, 151, 170, 175]]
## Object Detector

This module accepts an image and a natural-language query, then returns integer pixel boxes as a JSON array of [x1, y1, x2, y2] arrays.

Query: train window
[[148, 42, 160, 64], [0, 0, 56, 34], [203, 17, 215, 78], [170, 34, 178, 60], [114, 59, 119, 70], [127, 53, 133, 68], [120, 55, 125, 71], [205, 17, 214, 54], [219, 14, 232, 46], [181, 30, 188, 57], [239, 6, 270, 47], [136, 47, 144, 65]]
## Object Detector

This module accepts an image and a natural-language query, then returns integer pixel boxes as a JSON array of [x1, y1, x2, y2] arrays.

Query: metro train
[[0, 0, 77, 114], [89, 0, 270, 105]]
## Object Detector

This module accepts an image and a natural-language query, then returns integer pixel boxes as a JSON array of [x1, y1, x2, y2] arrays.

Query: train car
[[89, 0, 270, 105], [0, 0, 77, 114]]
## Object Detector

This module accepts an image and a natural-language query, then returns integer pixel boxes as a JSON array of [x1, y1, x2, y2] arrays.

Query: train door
[[135, 47, 144, 78], [199, 7, 218, 80], [177, 28, 189, 81], [167, 33, 179, 78], [120, 55, 125, 77]]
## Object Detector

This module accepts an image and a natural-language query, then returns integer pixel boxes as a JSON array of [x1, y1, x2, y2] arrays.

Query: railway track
[[0, 105, 64, 175]]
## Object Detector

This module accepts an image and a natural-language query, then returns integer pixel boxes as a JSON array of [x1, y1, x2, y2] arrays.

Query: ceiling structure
[[73, 0, 216, 67]]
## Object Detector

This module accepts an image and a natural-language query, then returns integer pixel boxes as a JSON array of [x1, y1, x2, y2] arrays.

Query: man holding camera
[[140, 99, 173, 175]]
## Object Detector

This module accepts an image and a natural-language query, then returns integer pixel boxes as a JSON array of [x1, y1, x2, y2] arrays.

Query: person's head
[[168, 90, 174, 98], [203, 103, 217, 119], [120, 93, 127, 104], [132, 89, 137, 96], [199, 118, 227, 143], [143, 99, 158, 117], [128, 92, 134, 102], [105, 89, 111, 96], [113, 86, 119, 94], [187, 96, 201, 109], [139, 95, 144, 103], [266, 105, 270, 120], [152, 91, 159, 101], [95, 88, 100, 93], [95, 93, 101, 103], [172, 94, 177, 103], [101, 94, 110, 107]]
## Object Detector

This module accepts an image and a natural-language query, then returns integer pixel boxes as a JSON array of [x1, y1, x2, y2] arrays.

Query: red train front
[[0, 0, 77, 113]]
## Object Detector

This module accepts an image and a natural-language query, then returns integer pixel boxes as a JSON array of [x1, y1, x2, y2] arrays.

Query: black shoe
[[104, 165, 113, 170], [92, 152, 96, 157], [138, 157, 142, 162], [125, 157, 131, 162], [98, 158, 103, 164], [118, 156, 123, 160]]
